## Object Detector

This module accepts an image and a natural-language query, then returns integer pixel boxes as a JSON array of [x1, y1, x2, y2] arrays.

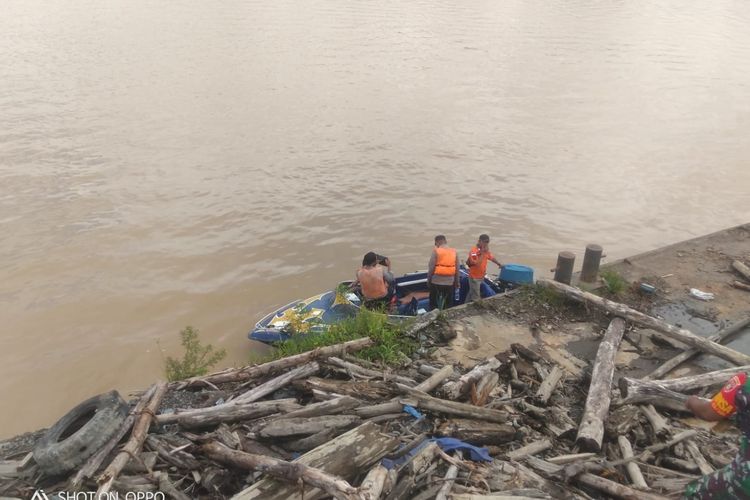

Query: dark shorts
[[363, 291, 394, 311], [429, 283, 455, 311]]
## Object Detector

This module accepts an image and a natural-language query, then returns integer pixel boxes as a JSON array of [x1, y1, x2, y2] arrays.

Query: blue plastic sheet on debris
[[402, 404, 424, 420], [380, 437, 492, 470]]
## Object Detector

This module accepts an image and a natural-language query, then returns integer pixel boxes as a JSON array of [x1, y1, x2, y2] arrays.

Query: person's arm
[[686, 396, 725, 421], [427, 251, 436, 283], [487, 251, 503, 267], [454, 254, 460, 288], [687, 373, 746, 421]]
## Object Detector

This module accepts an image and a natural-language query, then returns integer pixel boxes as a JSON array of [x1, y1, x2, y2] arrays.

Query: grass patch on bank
[[600, 269, 627, 296], [270, 308, 416, 365]]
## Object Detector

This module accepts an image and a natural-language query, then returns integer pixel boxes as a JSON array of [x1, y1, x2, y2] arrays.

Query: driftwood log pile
[[2, 282, 749, 499]]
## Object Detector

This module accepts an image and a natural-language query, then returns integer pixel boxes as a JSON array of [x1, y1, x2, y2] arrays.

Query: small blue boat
[[248, 267, 507, 344]]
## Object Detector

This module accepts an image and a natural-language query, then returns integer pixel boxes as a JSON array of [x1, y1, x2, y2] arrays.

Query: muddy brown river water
[[2, 0, 750, 437]]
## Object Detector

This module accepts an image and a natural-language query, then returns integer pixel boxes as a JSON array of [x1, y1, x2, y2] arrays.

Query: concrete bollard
[[553, 251, 576, 285], [580, 244, 603, 283]]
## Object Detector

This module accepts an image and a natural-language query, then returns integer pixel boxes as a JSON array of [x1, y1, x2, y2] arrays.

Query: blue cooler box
[[499, 264, 534, 288]]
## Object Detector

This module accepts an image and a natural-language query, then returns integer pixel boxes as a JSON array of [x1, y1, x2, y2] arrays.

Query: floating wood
[[234, 422, 399, 500], [732, 281, 750, 292], [576, 317, 626, 452], [534, 365, 563, 405], [97, 381, 168, 496], [179, 338, 373, 387], [538, 278, 750, 366], [645, 316, 750, 380]]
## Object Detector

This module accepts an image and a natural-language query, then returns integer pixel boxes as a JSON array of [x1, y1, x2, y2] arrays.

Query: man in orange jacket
[[466, 234, 503, 302], [427, 235, 460, 310]]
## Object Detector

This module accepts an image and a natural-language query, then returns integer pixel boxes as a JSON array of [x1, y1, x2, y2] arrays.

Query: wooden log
[[733, 260, 750, 282], [475, 372, 500, 402], [234, 421, 399, 500], [576, 317, 626, 452], [546, 407, 577, 438], [619, 367, 750, 407], [580, 244, 603, 283], [358, 464, 388, 500], [547, 453, 596, 465], [395, 384, 509, 423], [640, 405, 670, 438], [284, 428, 342, 453], [685, 440, 714, 476], [435, 450, 461, 500], [70, 384, 157, 489], [281, 396, 361, 419], [617, 435, 649, 490], [145, 435, 201, 470], [178, 338, 373, 387], [645, 316, 750, 380], [506, 439, 552, 461], [413, 364, 455, 393], [259, 415, 361, 438], [553, 250, 576, 285], [524, 457, 665, 500], [732, 280, 750, 292], [436, 419, 517, 445], [184, 400, 299, 429], [156, 398, 299, 426], [538, 278, 750, 366], [327, 357, 417, 386], [202, 441, 360, 500], [97, 381, 168, 496], [154, 471, 191, 500], [443, 357, 501, 400], [535, 365, 563, 405], [302, 377, 394, 400], [234, 362, 319, 403], [355, 401, 404, 419], [660, 456, 700, 474]]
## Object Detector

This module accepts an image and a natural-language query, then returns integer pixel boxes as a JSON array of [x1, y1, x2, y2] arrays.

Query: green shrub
[[270, 308, 415, 365], [164, 326, 227, 381], [600, 269, 627, 296]]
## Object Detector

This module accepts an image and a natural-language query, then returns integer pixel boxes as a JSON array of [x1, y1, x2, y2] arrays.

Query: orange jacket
[[434, 247, 457, 276], [357, 265, 388, 299], [467, 246, 494, 279]]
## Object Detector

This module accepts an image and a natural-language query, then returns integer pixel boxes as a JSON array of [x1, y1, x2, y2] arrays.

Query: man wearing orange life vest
[[427, 235, 460, 310], [466, 234, 503, 302], [356, 251, 394, 310]]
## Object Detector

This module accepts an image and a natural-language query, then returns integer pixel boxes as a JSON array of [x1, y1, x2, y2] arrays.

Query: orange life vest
[[358, 265, 388, 299], [434, 247, 457, 276]]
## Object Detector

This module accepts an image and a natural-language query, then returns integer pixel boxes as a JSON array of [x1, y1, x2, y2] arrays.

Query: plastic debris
[[689, 288, 715, 301]]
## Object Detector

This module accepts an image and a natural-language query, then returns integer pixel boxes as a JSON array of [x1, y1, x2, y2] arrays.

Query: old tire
[[33, 390, 129, 476]]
